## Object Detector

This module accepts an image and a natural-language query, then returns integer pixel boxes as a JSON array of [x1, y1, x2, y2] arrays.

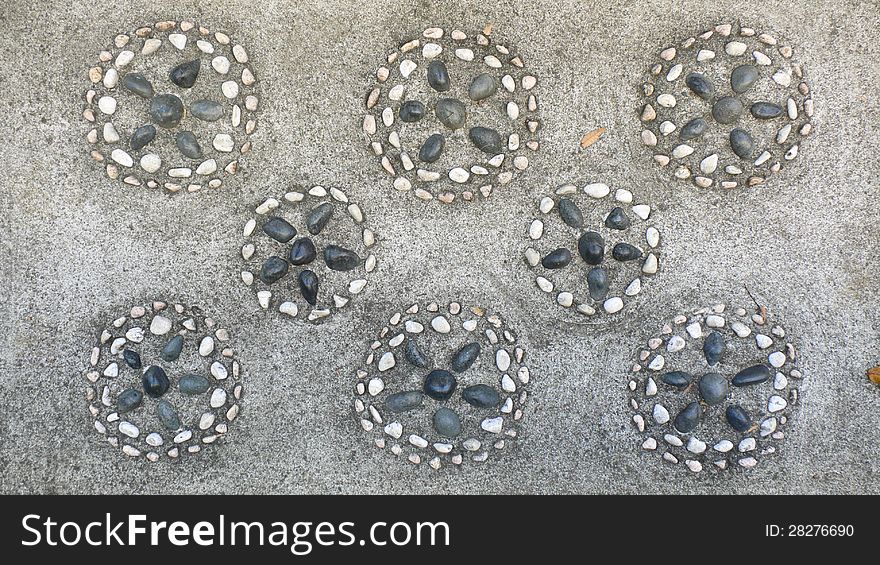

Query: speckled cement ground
[[1, 0, 878, 494]]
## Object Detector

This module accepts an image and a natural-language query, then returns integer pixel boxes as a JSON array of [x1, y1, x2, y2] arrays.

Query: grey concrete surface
[[1, 0, 878, 494]]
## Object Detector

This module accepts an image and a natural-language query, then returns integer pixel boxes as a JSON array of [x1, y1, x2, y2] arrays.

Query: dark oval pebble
[[729, 128, 755, 159], [751, 101, 783, 119], [385, 391, 424, 413], [661, 371, 692, 388], [679, 118, 708, 141], [612, 242, 643, 262], [558, 198, 583, 228], [468, 126, 502, 154], [116, 388, 143, 413], [156, 399, 181, 431], [730, 65, 759, 94], [468, 73, 497, 100], [399, 100, 425, 122], [685, 72, 714, 100], [122, 73, 154, 98], [587, 267, 609, 301], [142, 365, 170, 398], [732, 364, 772, 387], [698, 372, 729, 405], [462, 384, 500, 408], [450, 342, 481, 372], [712, 96, 743, 124], [130, 124, 156, 151], [673, 402, 702, 433], [405, 339, 430, 368], [176, 131, 202, 159], [604, 207, 630, 230], [423, 369, 457, 401], [260, 256, 289, 284], [190, 100, 224, 122], [179, 374, 210, 395], [306, 202, 333, 235], [169, 59, 201, 88], [288, 238, 317, 266], [577, 231, 605, 265], [726, 404, 752, 432], [426, 60, 451, 92], [435, 98, 467, 129], [298, 270, 319, 305], [541, 248, 572, 269], [149, 93, 185, 128], [122, 349, 141, 370], [262, 217, 297, 243], [433, 407, 461, 437], [419, 133, 445, 163], [324, 245, 361, 271], [703, 331, 726, 365], [159, 335, 184, 362]]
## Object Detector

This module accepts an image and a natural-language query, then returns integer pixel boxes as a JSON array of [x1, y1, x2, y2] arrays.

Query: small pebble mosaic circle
[[363, 26, 541, 203], [240, 186, 378, 322], [628, 303, 802, 473], [639, 23, 813, 189], [84, 300, 244, 461], [524, 183, 662, 318], [83, 20, 259, 192], [353, 302, 532, 469]]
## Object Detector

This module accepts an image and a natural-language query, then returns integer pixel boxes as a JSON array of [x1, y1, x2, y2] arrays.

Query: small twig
[[580, 127, 605, 149]]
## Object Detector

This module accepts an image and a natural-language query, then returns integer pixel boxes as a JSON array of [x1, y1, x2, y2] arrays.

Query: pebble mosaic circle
[[638, 23, 814, 189], [240, 186, 378, 322], [363, 26, 541, 203], [353, 302, 532, 469], [83, 20, 259, 192], [628, 303, 802, 473], [84, 300, 244, 461], [524, 183, 662, 318]]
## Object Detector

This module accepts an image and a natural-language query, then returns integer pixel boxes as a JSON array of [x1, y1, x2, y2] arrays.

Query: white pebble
[[496, 349, 511, 371], [168, 33, 187, 50], [725, 41, 747, 56], [657, 94, 676, 108], [769, 351, 786, 368], [213, 133, 235, 152], [653, 404, 670, 424], [481, 417, 503, 434], [221, 81, 239, 98], [666, 336, 685, 352], [768, 395, 787, 412], [149, 316, 172, 335], [603, 297, 624, 314], [210, 388, 227, 408], [714, 440, 733, 453], [368, 377, 385, 396]]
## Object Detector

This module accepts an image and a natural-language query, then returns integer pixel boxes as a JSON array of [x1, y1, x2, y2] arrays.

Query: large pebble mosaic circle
[[628, 303, 802, 473], [84, 300, 244, 461], [240, 186, 378, 322], [363, 26, 541, 203], [353, 302, 532, 469], [524, 183, 662, 319], [639, 23, 813, 189], [83, 20, 259, 192]]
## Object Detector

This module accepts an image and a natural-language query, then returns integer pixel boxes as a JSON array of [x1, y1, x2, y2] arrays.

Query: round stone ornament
[[83, 20, 259, 192], [363, 25, 541, 203], [353, 301, 532, 469], [83, 300, 244, 461], [240, 186, 378, 322], [638, 23, 814, 189], [628, 302, 802, 473], [524, 183, 662, 319]]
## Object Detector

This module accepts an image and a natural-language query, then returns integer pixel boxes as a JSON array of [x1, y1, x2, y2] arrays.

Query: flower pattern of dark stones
[[84, 301, 244, 461], [628, 303, 802, 473], [354, 302, 531, 468], [240, 186, 378, 322], [83, 20, 259, 192], [525, 183, 661, 318], [639, 23, 814, 189], [363, 26, 541, 203]]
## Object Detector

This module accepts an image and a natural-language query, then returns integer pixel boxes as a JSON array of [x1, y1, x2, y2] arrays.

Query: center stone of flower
[[149, 93, 185, 128]]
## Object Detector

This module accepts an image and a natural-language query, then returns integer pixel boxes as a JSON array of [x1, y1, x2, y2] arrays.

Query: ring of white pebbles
[[639, 23, 813, 188], [525, 183, 661, 318], [240, 186, 378, 322], [83, 20, 259, 192], [628, 303, 802, 473], [354, 302, 531, 469], [84, 301, 244, 461], [363, 26, 541, 203]]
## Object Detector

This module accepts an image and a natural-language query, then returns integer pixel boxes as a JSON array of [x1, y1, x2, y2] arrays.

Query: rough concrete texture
[[1, 0, 878, 494]]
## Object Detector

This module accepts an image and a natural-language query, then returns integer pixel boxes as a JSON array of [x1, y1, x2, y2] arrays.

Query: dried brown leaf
[[868, 366, 880, 385]]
